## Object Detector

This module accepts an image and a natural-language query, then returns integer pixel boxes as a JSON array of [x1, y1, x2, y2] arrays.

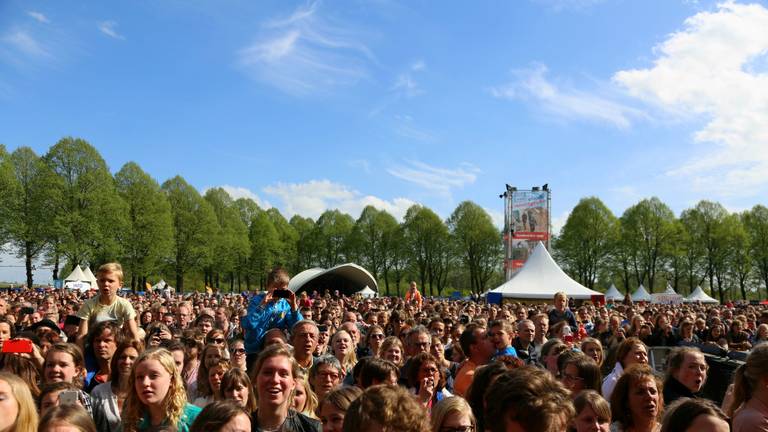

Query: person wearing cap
[[241, 267, 302, 368]]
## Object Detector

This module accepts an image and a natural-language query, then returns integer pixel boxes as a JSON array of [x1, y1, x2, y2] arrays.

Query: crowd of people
[[0, 262, 766, 431]]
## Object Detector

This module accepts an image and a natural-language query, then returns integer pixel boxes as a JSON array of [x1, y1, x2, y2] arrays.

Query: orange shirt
[[405, 290, 423, 308], [453, 359, 478, 398]]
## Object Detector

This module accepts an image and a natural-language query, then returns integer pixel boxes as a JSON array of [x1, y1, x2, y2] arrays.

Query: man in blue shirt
[[242, 267, 303, 368]]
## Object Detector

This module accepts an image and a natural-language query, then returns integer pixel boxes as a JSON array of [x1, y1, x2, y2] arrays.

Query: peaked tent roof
[[288, 263, 378, 296], [488, 242, 604, 300], [604, 284, 624, 301], [663, 283, 678, 295], [82, 266, 97, 286], [686, 286, 719, 304], [64, 265, 86, 283], [358, 286, 377, 298], [631, 284, 652, 302]]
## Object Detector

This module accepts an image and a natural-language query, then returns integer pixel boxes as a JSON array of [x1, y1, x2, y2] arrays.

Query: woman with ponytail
[[728, 344, 768, 431]]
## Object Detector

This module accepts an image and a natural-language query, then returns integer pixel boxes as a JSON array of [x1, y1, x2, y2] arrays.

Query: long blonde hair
[[0, 372, 39, 432], [121, 348, 188, 432], [331, 330, 357, 373], [728, 344, 768, 416]]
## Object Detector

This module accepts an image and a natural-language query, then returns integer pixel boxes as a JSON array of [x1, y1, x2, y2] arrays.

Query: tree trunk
[[52, 253, 60, 280], [25, 242, 34, 288]]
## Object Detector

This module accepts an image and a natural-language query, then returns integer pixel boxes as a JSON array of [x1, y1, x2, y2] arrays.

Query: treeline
[[0, 138, 503, 296], [555, 197, 768, 303]]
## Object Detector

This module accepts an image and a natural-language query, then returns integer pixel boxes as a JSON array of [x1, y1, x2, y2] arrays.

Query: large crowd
[[0, 262, 766, 431]]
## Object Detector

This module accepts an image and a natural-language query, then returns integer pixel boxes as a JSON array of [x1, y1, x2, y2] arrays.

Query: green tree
[[352, 206, 389, 283], [162, 176, 217, 291], [290, 215, 319, 271], [744, 205, 768, 299], [618, 197, 676, 292], [314, 210, 355, 268], [266, 208, 298, 271], [233, 197, 262, 290], [402, 205, 449, 296], [115, 162, 174, 290], [43, 137, 128, 274], [554, 197, 617, 289], [249, 210, 281, 288], [726, 213, 752, 300], [377, 211, 401, 296], [203, 188, 250, 291], [447, 201, 502, 295], [0, 145, 13, 250], [679, 201, 729, 303], [7, 147, 63, 288]]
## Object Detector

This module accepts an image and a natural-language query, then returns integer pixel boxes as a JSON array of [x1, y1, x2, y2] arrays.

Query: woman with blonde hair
[[122, 348, 201, 432], [379, 336, 404, 367], [0, 371, 38, 432], [330, 330, 356, 380], [293, 369, 319, 420], [430, 396, 476, 432], [580, 338, 604, 368], [728, 344, 768, 431]]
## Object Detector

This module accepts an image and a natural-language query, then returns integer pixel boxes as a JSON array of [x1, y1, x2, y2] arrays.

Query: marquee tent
[[487, 242, 604, 300], [357, 286, 377, 298], [64, 265, 92, 291], [686, 286, 719, 304], [631, 284, 652, 302], [82, 266, 98, 287], [652, 283, 684, 304], [604, 284, 624, 302], [151, 279, 175, 293], [288, 263, 378, 297]]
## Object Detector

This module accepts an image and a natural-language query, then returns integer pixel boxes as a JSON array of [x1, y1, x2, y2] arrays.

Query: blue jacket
[[242, 293, 303, 354]]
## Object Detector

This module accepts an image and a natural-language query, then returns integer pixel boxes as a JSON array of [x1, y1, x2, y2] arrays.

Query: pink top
[[733, 397, 768, 432]]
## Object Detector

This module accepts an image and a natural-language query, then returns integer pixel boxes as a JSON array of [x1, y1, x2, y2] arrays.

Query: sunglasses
[[208, 338, 225, 344], [232, 348, 246, 355]]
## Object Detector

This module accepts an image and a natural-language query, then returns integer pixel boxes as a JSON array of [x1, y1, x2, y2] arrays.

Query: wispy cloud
[[387, 160, 479, 196], [2, 30, 52, 59], [391, 60, 426, 98], [348, 159, 371, 174], [613, 1, 768, 195], [491, 63, 646, 129], [27, 11, 50, 24], [98, 21, 125, 40], [237, 1, 374, 95], [263, 179, 415, 220]]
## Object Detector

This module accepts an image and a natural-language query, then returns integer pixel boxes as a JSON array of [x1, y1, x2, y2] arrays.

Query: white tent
[[631, 284, 652, 302], [82, 266, 98, 287], [652, 283, 684, 304], [604, 284, 624, 301], [358, 286, 377, 298], [487, 242, 604, 300], [151, 279, 175, 293], [686, 286, 719, 304], [64, 265, 92, 291]]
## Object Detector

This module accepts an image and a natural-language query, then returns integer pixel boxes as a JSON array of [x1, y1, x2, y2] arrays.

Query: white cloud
[[613, 1, 768, 194], [215, 185, 271, 208], [484, 207, 504, 229], [2, 30, 51, 59], [551, 210, 571, 236], [387, 160, 479, 196], [263, 179, 416, 220], [98, 21, 125, 40], [491, 63, 646, 129], [391, 60, 427, 98], [27, 11, 50, 24], [237, 1, 374, 95]]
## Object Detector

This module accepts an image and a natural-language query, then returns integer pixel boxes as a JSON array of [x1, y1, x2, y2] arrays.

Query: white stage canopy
[[631, 284, 652, 302], [288, 263, 378, 296], [604, 284, 624, 301], [488, 242, 604, 300], [686, 286, 719, 304]]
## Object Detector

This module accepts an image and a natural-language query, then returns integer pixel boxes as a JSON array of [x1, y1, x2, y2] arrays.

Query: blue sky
[[2, 0, 768, 283]]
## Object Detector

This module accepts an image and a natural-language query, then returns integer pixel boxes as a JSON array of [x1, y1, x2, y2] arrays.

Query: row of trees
[[0, 138, 503, 296], [555, 197, 768, 302]]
